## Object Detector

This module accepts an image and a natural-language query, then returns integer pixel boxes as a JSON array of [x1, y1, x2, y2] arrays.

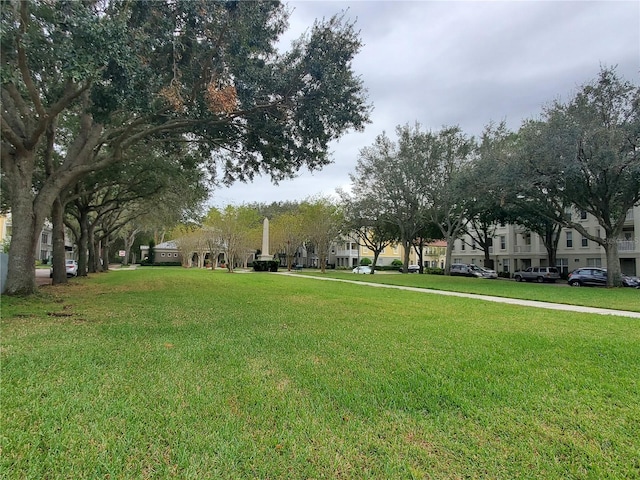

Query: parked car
[[407, 264, 420, 273], [513, 266, 560, 283], [450, 263, 481, 277], [471, 265, 498, 279], [623, 274, 640, 288], [49, 259, 79, 278], [352, 265, 373, 274], [568, 267, 640, 287]]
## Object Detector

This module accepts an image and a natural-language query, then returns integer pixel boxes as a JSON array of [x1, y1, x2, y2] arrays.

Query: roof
[[427, 240, 447, 247]]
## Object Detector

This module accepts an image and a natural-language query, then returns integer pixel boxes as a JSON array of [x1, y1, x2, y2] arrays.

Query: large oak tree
[[516, 68, 639, 286], [1, 0, 370, 295]]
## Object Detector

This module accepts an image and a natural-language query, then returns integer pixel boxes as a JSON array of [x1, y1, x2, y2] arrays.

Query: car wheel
[[536, 276, 544, 283], [569, 280, 582, 287], [514, 275, 522, 282]]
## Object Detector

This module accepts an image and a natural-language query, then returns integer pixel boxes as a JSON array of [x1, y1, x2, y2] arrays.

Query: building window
[[581, 235, 588, 247], [566, 231, 573, 248], [161, 253, 165, 257], [587, 258, 602, 267], [500, 236, 506, 250], [41, 233, 49, 244], [174, 253, 178, 257], [564, 210, 572, 222], [471, 239, 477, 250], [460, 240, 465, 251], [502, 258, 510, 273], [580, 210, 588, 220], [557, 258, 569, 275]]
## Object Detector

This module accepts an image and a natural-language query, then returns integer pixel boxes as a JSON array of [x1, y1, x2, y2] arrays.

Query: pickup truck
[[513, 267, 560, 283]]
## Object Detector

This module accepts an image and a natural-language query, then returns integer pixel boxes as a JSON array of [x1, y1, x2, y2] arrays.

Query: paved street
[[35, 268, 51, 286]]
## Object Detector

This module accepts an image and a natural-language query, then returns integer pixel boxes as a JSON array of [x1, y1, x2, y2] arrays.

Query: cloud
[[212, 1, 640, 208]]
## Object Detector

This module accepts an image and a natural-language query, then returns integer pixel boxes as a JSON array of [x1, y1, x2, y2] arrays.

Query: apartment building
[[451, 207, 639, 276], [0, 212, 73, 262]]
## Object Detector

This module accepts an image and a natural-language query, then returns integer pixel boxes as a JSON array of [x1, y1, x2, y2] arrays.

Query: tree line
[[2, 2, 637, 293], [341, 68, 639, 286], [162, 198, 342, 273]]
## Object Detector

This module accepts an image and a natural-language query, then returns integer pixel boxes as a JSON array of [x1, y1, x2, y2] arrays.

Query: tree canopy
[[1, 0, 370, 295]]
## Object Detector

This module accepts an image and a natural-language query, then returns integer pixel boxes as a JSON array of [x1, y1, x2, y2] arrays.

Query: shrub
[[498, 272, 511, 279], [424, 267, 444, 275], [377, 264, 402, 271], [253, 260, 279, 272], [391, 259, 403, 267], [360, 258, 372, 266]]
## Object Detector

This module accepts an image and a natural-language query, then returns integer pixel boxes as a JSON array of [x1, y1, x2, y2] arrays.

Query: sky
[[211, 0, 640, 208]]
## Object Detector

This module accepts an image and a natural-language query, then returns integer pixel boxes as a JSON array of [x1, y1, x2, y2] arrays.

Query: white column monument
[[257, 217, 272, 261]]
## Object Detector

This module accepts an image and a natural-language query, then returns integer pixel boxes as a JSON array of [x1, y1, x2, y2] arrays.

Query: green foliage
[[359, 257, 372, 266], [391, 259, 403, 266], [424, 267, 444, 275], [253, 260, 279, 272]]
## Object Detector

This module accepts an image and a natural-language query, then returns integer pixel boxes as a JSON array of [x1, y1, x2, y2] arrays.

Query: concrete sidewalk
[[278, 272, 640, 319]]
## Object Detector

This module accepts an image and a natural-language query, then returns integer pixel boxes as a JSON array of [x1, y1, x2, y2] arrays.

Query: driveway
[[278, 272, 640, 319]]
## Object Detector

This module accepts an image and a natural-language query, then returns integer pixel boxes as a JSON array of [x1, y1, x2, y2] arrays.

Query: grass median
[[311, 269, 640, 313], [2, 268, 639, 478]]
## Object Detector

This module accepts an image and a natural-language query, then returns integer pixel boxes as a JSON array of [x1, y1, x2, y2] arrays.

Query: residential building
[[0, 212, 56, 262], [451, 207, 639, 276], [331, 234, 360, 268]]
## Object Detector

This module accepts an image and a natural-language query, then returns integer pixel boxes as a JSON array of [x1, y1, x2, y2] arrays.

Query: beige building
[[451, 207, 639, 276], [1, 212, 78, 263]]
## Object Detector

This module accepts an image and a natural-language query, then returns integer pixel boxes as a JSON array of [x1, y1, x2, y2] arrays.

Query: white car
[[474, 265, 497, 279], [352, 265, 373, 274], [50, 259, 79, 278]]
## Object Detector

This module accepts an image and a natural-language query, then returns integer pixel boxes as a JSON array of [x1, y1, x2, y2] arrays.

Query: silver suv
[[513, 267, 560, 283]]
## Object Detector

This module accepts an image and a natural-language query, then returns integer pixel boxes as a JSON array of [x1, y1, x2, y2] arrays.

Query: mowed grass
[[2, 268, 639, 479], [314, 270, 640, 313]]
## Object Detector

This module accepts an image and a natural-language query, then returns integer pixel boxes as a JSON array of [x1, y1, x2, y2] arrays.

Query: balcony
[[624, 208, 634, 223], [514, 245, 532, 253], [618, 240, 637, 252], [335, 249, 359, 257]]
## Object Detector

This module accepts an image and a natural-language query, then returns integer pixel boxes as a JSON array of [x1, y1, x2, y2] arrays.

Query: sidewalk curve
[[277, 272, 640, 319]]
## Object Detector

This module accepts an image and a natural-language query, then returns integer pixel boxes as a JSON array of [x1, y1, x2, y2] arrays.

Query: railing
[[625, 208, 634, 221], [514, 245, 532, 253], [335, 249, 360, 257], [618, 240, 636, 252]]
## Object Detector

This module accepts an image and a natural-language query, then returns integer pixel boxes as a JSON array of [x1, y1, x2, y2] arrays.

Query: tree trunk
[[5, 189, 39, 295], [604, 238, 622, 287], [102, 236, 110, 272], [51, 196, 68, 285], [372, 251, 380, 273], [77, 209, 89, 277], [122, 230, 138, 267], [402, 237, 411, 274], [444, 233, 454, 275], [483, 234, 491, 266]]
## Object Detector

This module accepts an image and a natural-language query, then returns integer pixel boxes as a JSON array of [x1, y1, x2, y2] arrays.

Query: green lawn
[[311, 269, 640, 313], [2, 268, 639, 479]]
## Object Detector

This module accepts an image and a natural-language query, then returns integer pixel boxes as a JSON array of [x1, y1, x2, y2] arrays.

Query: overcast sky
[[211, 0, 640, 208]]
